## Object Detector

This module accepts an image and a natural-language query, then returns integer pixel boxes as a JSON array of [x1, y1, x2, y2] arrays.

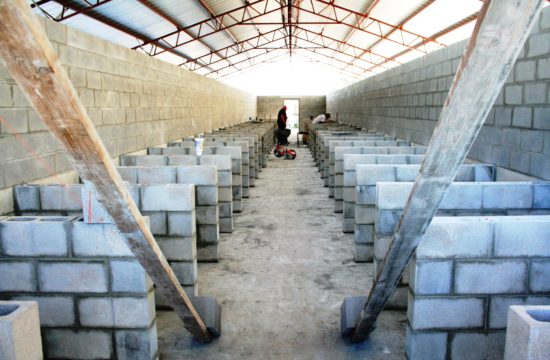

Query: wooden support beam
[[0, 0, 214, 343], [349, 0, 544, 342]]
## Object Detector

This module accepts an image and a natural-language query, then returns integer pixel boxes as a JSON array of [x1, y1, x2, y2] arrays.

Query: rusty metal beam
[[53, 0, 201, 68], [136, 0, 230, 68], [30, 0, 112, 22]]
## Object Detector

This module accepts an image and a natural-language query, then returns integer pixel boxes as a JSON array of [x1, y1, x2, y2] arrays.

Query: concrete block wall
[[407, 215, 550, 360], [327, 7, 550, 180], [334, 146, 427, 211], [114, 164, 220, 262], [13, 184, 198, 293], [0, 15, 256, 216], [342, 154, 426, 233], [143, 148, 243, 209], [374, 181, 550, 310], [0, 216, 158, 360], [256, 96, 326, 132], [353, 164, 495, 262]]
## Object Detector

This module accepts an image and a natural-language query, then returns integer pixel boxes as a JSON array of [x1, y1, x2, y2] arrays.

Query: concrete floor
[[157, 147, 407, 359]]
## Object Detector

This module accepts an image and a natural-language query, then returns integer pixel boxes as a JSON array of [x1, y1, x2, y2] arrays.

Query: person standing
[[276, 105, 290, 145]]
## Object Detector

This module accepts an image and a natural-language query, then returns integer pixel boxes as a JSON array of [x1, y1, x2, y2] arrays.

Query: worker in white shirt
[[312, 113, 331, 124]]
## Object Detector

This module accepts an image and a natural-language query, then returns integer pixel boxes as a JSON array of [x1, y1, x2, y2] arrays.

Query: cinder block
[[504, 306, 550, 360], [454, 260, 527, 294], [115, 325, 158, 360], [340, 296, 367, 337], [78, 293, 154, 328], [196, 186, 218, 206], [451, 332, 506, 360], [141, 184, 195, 212], [196, 206, 218, 225], [13, 186, 40, 211], [410, 259, 453, 295], [0, 262, 36, 291], [189, 296, 221, 338], [38, 262, 108, 293], [530, 260, 550, 292], [44, 329, 113, 359], [219, 217, 233, 233], [197, 224, 219, 245], [137, 167, 176, 184], [354, 224, 373, 244], [482, 184, 533, 209], [417, 218, 493, 259], [494, 219, 550, 257], [72, 222, 132, 257], [1, 218, 68, 256], [110, 260, 153, 293], [40, 185, 82, 210], [408, 297, 485, 330], [166, 211, 195, 237], [406, 326, 447, 360], [176, 166, 217, 185], [156, 236, 196, 262], [197, 243, 219, 262], [170, 261, 197, 286], [13, 296, 74, 327], [0, 301, 43, 360]]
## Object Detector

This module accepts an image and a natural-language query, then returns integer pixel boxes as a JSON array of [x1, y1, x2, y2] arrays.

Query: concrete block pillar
[[0, 301, 43, 360]]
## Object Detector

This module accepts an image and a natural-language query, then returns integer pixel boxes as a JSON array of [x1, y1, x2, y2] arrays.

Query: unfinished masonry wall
[[327, 7, 550, 180], [0, 216, 157, 360], [0, 15, 256, 215]]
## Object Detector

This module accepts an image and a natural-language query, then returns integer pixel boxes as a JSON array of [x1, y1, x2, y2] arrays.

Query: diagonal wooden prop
[[0, 0, 213, 342], [350, 0, 544, 342]]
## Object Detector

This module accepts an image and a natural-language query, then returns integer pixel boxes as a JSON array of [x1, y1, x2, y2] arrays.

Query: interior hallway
[[157, 147, 407, 359]]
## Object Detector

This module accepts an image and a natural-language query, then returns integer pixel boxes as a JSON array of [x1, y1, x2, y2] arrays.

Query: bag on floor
[[274, 145, 285, 158], [285, 148, 296, 160]]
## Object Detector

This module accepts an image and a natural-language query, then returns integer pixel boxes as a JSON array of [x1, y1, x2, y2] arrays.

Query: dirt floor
[[157, 146, 407, 359]]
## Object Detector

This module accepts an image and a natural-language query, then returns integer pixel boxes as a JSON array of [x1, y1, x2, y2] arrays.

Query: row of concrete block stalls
[[308, 121, 550, 359], [0, 121, 275, 359]]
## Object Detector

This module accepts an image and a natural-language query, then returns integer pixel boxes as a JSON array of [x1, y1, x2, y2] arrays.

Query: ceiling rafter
[[294, 0, 444, 54], [135, 0, 229, 69], [52, 0, 205, 70], [131, 0, 285, 56], [30, 0, 112, 22], [338, 0, 381, 51], [344, 0, 437, 71]]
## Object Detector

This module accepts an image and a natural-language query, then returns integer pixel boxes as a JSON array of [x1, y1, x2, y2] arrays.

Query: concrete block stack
[[168, 141, 251, 197], [0, 216, 158, 359], [353, 164, 495, 263], [332, 143, 426, 203], [342, 154, 426, 233], [204, 135, 259, 179], [406, 215, 550, 360], [115, 164, 221, 262], [375, 181, 550, 309], [142, 148, 243, 212], [120, 154, 233, 232], [13, 184, 199, 296]]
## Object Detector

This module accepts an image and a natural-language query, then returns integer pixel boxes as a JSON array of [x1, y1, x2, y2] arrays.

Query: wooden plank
[[350, 0, 544, 342], [0, 0, 213, 342]]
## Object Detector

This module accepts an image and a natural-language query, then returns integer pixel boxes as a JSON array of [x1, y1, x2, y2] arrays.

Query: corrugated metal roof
[[28, 0, 489, 86]]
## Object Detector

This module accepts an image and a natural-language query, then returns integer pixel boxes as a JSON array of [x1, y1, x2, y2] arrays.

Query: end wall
[[327, 7, 550, 180], [257, 96, 325, 131], [0, 16, 256, 215]]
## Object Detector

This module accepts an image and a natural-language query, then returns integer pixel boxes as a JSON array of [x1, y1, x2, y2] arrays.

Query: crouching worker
[[312, 113, 331, 124], [275, 105, 291, 145]]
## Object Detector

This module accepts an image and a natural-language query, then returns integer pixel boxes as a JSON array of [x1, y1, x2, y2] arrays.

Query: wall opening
[[284, 99, 300, 143]]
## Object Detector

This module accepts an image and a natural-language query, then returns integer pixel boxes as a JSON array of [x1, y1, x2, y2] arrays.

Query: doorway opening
[[284, 99, 299, 143]]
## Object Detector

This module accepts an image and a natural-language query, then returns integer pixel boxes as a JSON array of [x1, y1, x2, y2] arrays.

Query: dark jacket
[[277, 108, 287, 130]]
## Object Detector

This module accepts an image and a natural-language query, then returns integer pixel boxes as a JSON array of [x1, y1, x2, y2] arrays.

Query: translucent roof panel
[[27, 0, 512, 93]]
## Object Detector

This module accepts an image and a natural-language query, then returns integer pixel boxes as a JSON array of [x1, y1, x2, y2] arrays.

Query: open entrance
[[284, 99, 299, 143]]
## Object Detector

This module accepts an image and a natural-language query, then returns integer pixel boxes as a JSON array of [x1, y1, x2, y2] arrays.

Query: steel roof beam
[[339, 0, 381, 50], [132, 0, 285, 56], [294, 1, 443, 54], [53, 0, 207, 70], [345, 0, 437, 70], [136, 0, 228, 68], [30, 0, 112, 22]]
